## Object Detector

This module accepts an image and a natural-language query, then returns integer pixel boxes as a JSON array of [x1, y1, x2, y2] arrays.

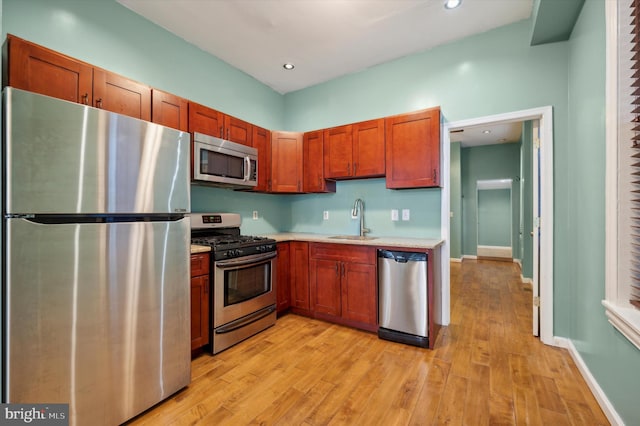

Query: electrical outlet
[[402, 209, 410, 221], [391, 209, 399, 221], [323, 210, 329, 220], [252, 210, 258, 220]]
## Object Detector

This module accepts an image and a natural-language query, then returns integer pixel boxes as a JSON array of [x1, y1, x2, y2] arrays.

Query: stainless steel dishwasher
[[378, 249, 428, 347]]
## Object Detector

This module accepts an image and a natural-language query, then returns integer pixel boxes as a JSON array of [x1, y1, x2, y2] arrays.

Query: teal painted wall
[[289, 179, 441, 238], [478, 189, 512, 247], [520, 121, 534, 279], [567, 1, 640, 424], [460, 144, 521, 257], [450, 142, 462, 258]]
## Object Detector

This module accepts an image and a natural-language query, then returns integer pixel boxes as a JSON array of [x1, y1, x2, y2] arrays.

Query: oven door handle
[[215, 251, 277, 268], [215, 305, 276, 334]]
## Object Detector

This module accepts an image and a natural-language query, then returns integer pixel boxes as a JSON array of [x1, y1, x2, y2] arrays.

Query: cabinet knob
[[433, 168, 437, 182], [95, 98, 103, 108], [220, 126, 224, 138], [81, 93, 89, 105], [347, 163, 351, 175]]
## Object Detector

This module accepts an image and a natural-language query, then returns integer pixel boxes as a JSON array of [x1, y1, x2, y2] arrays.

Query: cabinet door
[[353, 118, 385, 177], [189, 102, 224, 138], [276, 242, 291, 314], [224, 115, 253, 146], [190, 275, 209, 350], [310, 259, 342, 317], [303, 130, 336, 193], [151, 89, 188, 131], [93, 69, 151, 121], [385, 108, 441, 189], [323, 125, 353, 179], [7, 35, 93, 105], [252, 126, 271, 192], [290, 242, 310, 312], [271, 131, 303, 193], [341, 262, 377, 325]]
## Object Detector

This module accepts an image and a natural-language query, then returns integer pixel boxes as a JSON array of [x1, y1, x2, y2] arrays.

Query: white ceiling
[[449, 121, 522, 148], [117, 0, 534, 94]]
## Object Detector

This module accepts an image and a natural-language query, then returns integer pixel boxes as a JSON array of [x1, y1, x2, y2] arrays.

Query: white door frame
[[442, 106, 554, 346]]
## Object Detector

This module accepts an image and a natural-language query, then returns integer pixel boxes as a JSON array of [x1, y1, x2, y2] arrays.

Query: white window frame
[[603, 0, 640, 351]]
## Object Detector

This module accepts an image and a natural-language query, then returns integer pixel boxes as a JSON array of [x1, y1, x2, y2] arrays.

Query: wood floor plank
[[128, 259, 609, 426]]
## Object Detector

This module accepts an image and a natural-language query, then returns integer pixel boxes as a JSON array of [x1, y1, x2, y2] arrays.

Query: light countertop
[[261, 232, 444, 250], [190, 244, 212, 254]]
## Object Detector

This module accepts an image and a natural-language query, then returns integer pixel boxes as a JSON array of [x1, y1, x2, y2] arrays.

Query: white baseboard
[[513, 258, 522, 268], [521, 275, 533, 285], [462, 255, 477, 260], [477, 245, 512, 258], [450, 258, 462, 263], [554, 337, 624, 426]]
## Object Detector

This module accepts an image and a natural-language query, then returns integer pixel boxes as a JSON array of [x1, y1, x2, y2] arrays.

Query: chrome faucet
[[352, 198, 371, 237]]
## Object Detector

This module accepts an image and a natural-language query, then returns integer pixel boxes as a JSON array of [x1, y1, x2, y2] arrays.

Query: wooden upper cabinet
[[224, 115, 252, 146], [252, 126, 271, 192], [188, 102, 224, 137], [303, 130, 336, 193], [271, 131, 303, 193], [352, 118, 385, 177], [385, 107, 441, 189], [188, 102, 252, 146], [323, 119, 384, 180], [5, 35, 93, 105], [323, 125, 353, 179], [151, 89, 188, 131], [92, 69, 151, 121]]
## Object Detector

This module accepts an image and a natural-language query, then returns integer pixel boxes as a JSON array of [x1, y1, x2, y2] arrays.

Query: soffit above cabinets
[[117, 0, 534, 94]]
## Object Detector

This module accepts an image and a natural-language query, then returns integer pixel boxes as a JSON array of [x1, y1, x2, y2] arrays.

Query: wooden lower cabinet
[[190, 253, 210, 351], [276, 242, 291, 314], [289, 242, 311, 315], [309, 243, 377, 331]]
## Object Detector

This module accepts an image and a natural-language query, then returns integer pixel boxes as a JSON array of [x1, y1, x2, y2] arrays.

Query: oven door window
[[224, 261, 271, 306], [200, 149, 245, 179]]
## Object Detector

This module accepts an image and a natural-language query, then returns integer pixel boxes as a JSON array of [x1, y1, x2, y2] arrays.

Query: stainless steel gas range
[[190, 213, 277, 354]]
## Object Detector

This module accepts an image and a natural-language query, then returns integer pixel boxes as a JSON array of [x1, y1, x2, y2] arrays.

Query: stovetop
[[189, 212, 276, 260]]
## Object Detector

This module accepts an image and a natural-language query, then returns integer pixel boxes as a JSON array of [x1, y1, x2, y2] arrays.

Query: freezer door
[[5, 217, 191, 426], [4, 87, 190, 215]]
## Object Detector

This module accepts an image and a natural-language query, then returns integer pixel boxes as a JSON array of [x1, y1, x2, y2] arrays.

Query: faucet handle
[[362, 227, 371, 235]]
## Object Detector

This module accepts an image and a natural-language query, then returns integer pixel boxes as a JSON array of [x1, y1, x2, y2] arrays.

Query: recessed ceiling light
[[283, 63, 295, 70], [444, 0, 462, 9], [482, 130, 491, 134]]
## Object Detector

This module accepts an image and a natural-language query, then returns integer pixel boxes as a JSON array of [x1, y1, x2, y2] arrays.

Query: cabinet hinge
[[533, 296, 540, 307]]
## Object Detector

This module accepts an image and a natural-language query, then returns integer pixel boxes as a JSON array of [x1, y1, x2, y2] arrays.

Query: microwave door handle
[[244, 156, 251, 181]]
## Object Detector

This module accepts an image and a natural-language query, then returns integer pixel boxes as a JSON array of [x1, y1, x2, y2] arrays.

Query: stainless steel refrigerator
[[2, 88, 192, 425]]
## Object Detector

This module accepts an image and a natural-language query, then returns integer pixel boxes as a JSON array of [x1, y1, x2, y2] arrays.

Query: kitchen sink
[[327, 235, 378, 241]]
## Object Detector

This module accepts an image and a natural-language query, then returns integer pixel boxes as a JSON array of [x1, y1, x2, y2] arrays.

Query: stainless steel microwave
[[193, 132, 257, 188]]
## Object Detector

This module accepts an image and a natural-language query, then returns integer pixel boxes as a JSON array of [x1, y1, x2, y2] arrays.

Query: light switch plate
[[323, 210, 329, 220], [402, 209, 410, 221], [391, 209, 399, 221], [252, 211, 258, 220]]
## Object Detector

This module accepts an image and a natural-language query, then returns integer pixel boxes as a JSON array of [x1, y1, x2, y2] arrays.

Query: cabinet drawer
[[191, 253, 210, 277], [310, 243, 375, 264]]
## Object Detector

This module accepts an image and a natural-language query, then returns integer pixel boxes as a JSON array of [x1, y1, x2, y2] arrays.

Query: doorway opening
[[440, 106, 554, 345]]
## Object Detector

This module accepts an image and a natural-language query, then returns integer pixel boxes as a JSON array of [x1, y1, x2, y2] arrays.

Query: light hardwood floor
[[129, 259, 609, 425]]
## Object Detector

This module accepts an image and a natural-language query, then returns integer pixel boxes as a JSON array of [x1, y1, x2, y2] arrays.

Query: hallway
[[130, 259, 609, 425]]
